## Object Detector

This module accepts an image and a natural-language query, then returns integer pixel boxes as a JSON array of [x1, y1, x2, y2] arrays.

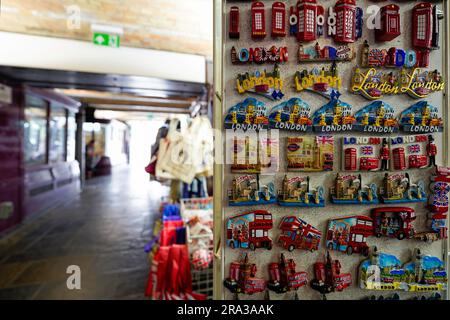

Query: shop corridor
[[0, 166, 167, 300]]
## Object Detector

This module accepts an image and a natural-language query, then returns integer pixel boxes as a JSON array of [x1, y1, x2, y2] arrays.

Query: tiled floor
[[0, 166, 168, 300]]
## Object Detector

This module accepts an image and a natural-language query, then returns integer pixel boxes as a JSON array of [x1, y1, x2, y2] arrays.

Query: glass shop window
[[24, 95, 48, 165], [66, 112, 76, 162], [49, 104, 67, 162]]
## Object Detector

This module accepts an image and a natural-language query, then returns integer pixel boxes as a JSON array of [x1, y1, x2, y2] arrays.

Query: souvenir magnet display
[[359, 247, 407, 291], [268, 98, 312, 132], [267, 254, 308, 293], [278, 215, 321, 252], [251, 1, 266, 39], [278, 175, 325, 207], [286, 136, 334, 172], [371, 207, 416, 240], [310, 251, 351, 298], [342, 136, 388, 171], [312, 96, 354, 132], [375, 4, 401, 42], [399, 101, 443, 133], [351, 68, 444, 100], [326, 215, 373, 256], [403, 248, 447, 292], [235, 64, 284, 101], [229, 6, 240, 39], [224, 254, 266, 295], [380, 173, 427, 204], [226, 210, 273, 250], [231, 46, 288, 65], [361, 40, 430, 68], [272, 2, 286, 37], [224, 98, 268, 131], [353, 101, 398, 134], [294, 62, 342, 99], [298, 43, 355, 62], [389, 134, 432, 170], [330, 173, 379, 204], [228, 175, 276, 206]]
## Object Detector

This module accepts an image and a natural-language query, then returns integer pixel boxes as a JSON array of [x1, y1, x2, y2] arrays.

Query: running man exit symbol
[[93, 32, 120, 48]]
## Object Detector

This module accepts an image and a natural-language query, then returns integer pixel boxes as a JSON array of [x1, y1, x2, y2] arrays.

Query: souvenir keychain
[[226, 210, 273, 250], [278, 215, 321, 252], [278, 175, 325, 207]]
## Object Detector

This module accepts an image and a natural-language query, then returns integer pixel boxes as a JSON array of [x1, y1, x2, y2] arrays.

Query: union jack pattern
[[408, 144, 421, 153], [360, 146, 373, 155], [316, 136, 334, 145]]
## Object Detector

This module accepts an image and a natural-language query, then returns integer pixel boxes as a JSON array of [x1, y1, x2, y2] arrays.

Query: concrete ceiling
[[0, 0, 213, 57]]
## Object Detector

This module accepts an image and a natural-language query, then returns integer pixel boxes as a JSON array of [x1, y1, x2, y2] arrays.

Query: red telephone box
[[229, 6, 240, 39], [334, 0, 357, 43], [272, 2, 286, 37], [393, 147, 406, 170], [252, 1, 266, 39], [296, 0, 319, 42], [375, 4, 401, 42], [345, 148, 357, 171], [412, 2, 433, 49]]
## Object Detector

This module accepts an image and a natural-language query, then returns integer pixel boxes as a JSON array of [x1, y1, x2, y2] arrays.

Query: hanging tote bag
[[158, 118, 197, 184], [155, 119, 179, 181], [190, 116, 214, 178]]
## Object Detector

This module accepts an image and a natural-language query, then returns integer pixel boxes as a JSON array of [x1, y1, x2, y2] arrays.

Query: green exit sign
[[93, 32, 120, 48]]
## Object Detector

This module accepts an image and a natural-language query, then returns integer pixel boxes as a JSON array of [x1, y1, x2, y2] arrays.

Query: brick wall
[[0, 0, 213, 57]]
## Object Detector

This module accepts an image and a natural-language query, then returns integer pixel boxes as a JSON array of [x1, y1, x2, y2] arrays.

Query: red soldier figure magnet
[[427, 135, 437, 167], [379, 138, 390, 171]]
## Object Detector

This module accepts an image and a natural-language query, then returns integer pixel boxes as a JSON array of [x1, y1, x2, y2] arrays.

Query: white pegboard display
[[220, 0, 446, 300]]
